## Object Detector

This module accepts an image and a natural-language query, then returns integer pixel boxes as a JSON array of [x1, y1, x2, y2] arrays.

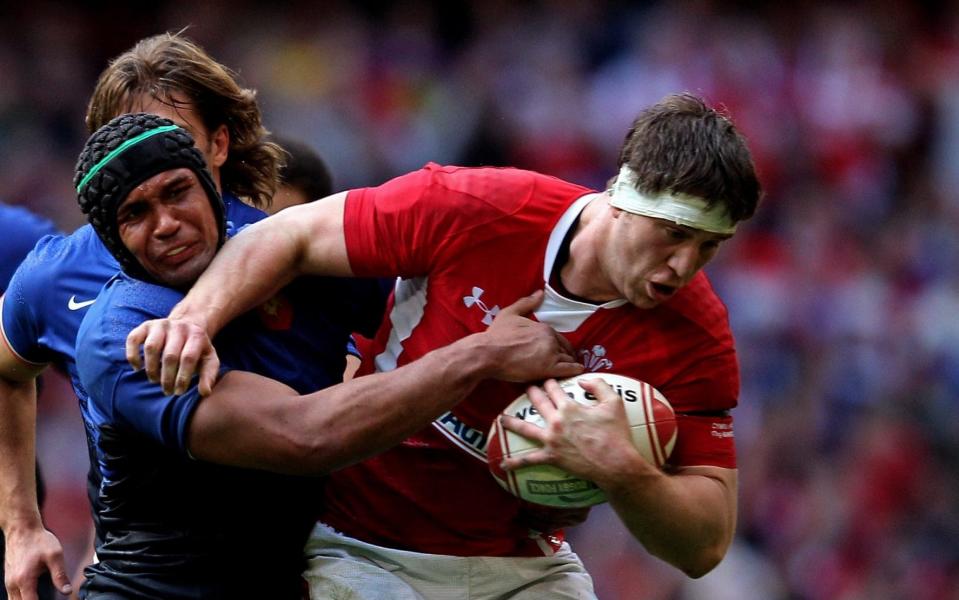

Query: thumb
[[48, 559, 73, 595], [497, 290, 544, 318]]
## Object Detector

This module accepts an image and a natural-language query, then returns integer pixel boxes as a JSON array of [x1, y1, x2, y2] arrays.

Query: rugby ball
[[487, 373, 677, 508]]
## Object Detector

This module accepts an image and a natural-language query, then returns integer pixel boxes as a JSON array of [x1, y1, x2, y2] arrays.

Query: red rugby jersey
[[321, 163, 739, 556]]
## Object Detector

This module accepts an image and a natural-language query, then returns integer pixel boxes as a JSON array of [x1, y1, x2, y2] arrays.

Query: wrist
[[169, 302, 213, 334], [441, 333, 502, 382], [592, 443, 661, 494], [0, 507, 43, 534]]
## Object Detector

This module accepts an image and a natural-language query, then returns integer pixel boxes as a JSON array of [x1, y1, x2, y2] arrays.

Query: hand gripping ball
[[487, 373, 677, 508]]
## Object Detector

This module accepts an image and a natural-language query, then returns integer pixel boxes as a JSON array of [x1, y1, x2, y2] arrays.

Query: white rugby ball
[[487, 373, 677, 508]]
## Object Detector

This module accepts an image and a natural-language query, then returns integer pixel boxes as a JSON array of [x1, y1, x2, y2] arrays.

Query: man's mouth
[[157, 242, 196, 266], [649, 282, 677, 300]]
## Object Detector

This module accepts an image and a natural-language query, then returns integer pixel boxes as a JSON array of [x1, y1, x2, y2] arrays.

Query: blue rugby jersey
[[1, 192, 263, 380], [75, 269, 386, 598], [0, 194, 266, 560]]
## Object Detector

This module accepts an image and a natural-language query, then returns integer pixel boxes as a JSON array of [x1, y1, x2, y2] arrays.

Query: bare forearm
[[171, 216, 302, 334], [599, 459, 737, 577], [187, 290, 580, 475], [189, 332, 501, 476], [289, 332, 502, 474], [0, 377, 42, 531]]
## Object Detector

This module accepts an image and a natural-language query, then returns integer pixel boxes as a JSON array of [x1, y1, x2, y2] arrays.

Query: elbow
[[678, 544, 727, 579], [284, 432, 338, 476]]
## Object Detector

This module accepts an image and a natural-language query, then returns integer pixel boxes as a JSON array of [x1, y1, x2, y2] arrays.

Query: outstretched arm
[[175, 193, 350, 340], [183, 292, 585, 474], [501, 379, 736, 578], [0, 342, 72, 599], [127, 193, 351, 395]]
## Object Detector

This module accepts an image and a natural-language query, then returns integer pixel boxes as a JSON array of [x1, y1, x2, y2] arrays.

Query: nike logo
[[67, 295, 96, 311]]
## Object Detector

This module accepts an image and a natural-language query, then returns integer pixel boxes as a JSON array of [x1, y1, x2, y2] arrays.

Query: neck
[[556, 195, 619, 303]]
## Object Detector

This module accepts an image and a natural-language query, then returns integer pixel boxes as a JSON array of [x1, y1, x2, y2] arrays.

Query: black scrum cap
[[74, 112, 225, 282]]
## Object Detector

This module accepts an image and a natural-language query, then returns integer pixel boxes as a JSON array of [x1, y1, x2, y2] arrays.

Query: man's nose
[[153, 207, 181, 237], [667, 244, 700, 279]]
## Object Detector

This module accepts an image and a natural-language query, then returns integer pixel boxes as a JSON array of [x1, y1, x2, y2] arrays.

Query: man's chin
[[149, 260, 209, 289], [626, 293, 659, 310]]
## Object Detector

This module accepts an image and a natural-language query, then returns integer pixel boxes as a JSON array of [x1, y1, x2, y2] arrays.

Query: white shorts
[[303, 522, 597, 600]]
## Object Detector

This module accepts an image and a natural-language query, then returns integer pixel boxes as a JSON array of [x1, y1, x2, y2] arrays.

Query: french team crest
[[257, 293, 293, 330]]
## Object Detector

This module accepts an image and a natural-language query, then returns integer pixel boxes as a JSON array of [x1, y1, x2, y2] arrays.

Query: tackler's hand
[[481, 291, 584, 383], [126, 317, 220, 396]]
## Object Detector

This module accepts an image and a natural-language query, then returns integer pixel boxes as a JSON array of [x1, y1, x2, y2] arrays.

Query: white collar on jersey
[[534, 193, 627, 333]]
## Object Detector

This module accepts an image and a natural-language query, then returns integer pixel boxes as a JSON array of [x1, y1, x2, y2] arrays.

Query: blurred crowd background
[[2, 1, 958, 598]]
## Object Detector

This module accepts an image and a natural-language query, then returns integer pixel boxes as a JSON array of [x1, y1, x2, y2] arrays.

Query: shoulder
[[83, 275, 184, 336], [666, 272, 734, 346], [23, 224, 111, 265], [646, 273, 739, 412], [78, 275, 183, 384], [0, 204, 59, 281], [418, 163, 591, 210], [222, 192, 268, 233], [7, 226, 118, 300], [354, 163, 592, 226], [0, 204, 59, 247]]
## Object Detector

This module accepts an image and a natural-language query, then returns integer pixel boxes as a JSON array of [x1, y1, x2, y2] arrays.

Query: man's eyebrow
[[672, 221, 734, 241], [163, 172, 193, 188]]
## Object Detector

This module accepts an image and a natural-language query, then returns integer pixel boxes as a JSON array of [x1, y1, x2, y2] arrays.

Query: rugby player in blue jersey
[[71, 113, 579, 599], [0, 33, 283, 600], [0, 204, 60, 600]]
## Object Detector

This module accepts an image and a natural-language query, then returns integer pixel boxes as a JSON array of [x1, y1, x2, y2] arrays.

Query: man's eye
[[119, 206, 145, 222]]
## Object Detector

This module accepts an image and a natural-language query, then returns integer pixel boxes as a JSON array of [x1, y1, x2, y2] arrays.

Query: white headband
[[608, 165, 738, 235]]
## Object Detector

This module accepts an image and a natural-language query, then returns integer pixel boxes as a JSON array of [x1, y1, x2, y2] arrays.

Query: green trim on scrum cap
[[76, 124, 181, 193]]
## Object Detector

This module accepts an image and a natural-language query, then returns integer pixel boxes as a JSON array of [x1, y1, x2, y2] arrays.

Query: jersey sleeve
[[343, 166, 443, 277], [104, 360, 208, 453], [670, 413, 737, 469], [0, 204, 59, 291], [344, 164, 563, 278], [663, 345, 739, 469], [345, 335, 360, 358], [1, 244, 57, 365], [345, 164, 523, 278], [77, 279, 227, 454]]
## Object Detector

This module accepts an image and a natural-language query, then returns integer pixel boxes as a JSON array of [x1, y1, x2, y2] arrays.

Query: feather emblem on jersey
[[579, 345, 614, 372]]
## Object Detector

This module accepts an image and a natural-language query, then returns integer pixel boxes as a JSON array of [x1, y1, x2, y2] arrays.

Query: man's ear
[[209, 124, 229, 170]]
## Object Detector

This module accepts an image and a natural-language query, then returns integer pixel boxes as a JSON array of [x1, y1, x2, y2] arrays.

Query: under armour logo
[[463, 286, 500, 326], [580, 345, 613, 372]]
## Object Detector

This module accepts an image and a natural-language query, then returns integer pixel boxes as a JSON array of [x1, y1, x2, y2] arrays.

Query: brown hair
[[617, 93, 761, 223], [85, 32, 282, 208]]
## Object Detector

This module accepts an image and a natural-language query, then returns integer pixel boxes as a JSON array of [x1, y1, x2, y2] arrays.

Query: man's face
[[129, 93, 228, 188], [600, 210, 732, 309], [116, 168, 219, 288]]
